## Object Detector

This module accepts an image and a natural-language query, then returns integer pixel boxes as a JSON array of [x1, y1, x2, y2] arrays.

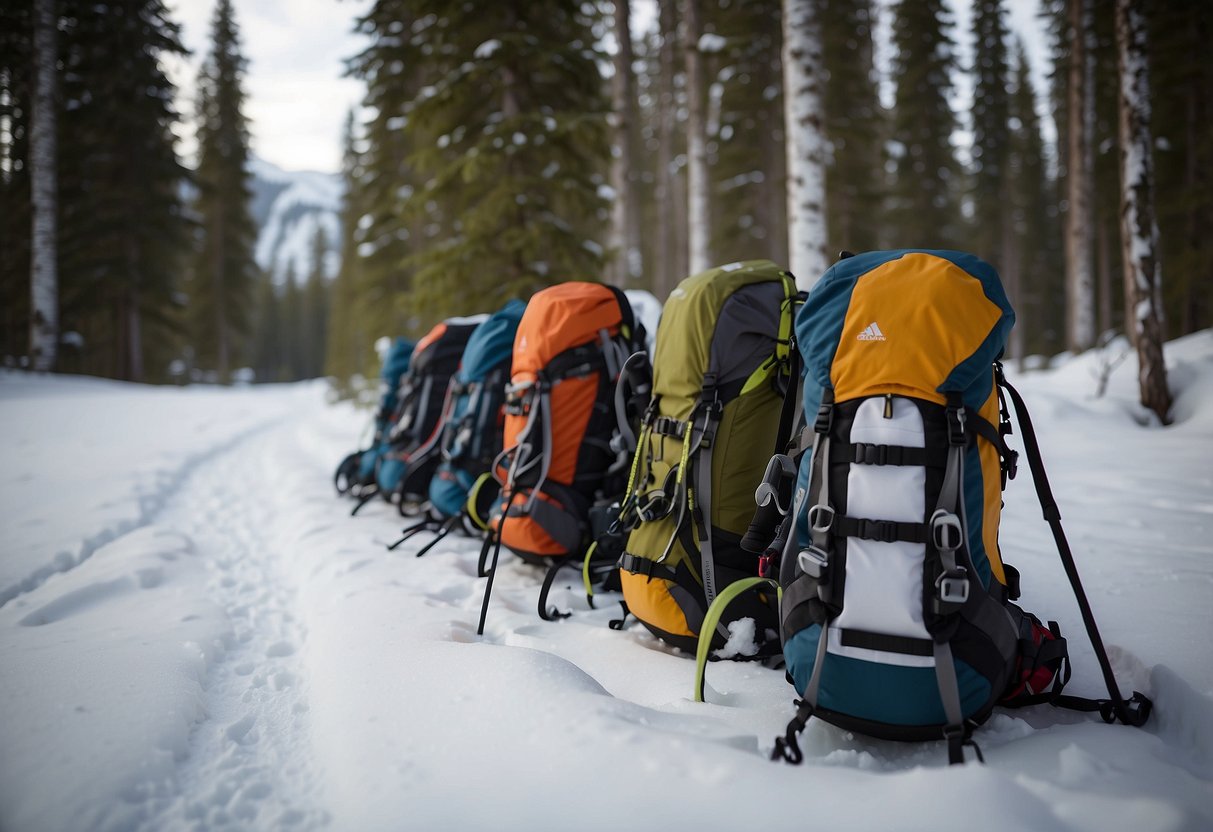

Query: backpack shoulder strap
[[996, 363, 1152, 728]]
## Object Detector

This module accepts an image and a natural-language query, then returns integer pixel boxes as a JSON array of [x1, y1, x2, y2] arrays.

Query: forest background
[[0, 0, 1208, 423]]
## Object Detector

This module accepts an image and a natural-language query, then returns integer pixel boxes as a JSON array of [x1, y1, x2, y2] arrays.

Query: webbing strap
[[696, 409, 720, 607], [850, 442, 944, 467], [835, 516, 929, 545], [808, 435, 832, 552], [523, 390, 554, 513], [617, 552, 678, 583], [999, 370, 1152, 728], [933, 640, 967, 765]]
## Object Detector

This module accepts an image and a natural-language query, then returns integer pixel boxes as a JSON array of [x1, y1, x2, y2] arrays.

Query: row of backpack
[[333, 251, 1153, 766]]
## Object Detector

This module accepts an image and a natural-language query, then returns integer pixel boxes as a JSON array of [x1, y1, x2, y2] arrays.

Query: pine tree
[[249, 271, 280, 382], [302, 226, 331, 378], [887, 0, 963, 248], [395, 1, 612, 321], [1149, 1, 1213, 336], [705, 0, 789, 269], [346, 0, 425, 344], [190, 0, 257, 381], [55, 0, 191, 381], [279, 266, 302, 381], [324, 110, 372, 389], [1006, 41, 1062, 360], [820, 0, 884, 255], [969, 0, 1012, 269]]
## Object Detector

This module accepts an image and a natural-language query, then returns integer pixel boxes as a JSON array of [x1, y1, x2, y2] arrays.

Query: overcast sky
[[164, 0, 1054, 175], [164, 0, 371, 173]]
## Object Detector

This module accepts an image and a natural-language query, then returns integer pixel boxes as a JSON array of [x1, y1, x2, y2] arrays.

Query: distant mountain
[[248, 157, 342, 284]]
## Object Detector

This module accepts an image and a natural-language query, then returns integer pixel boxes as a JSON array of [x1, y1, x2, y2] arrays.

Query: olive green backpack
[[611, 261, 802, 665]]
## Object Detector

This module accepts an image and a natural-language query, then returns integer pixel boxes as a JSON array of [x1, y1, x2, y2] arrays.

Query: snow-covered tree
[[782, 0, 827, 286], [1114, 0, 1171, 423], [0, 2, 33, 362], [683, 0, 711, 275]]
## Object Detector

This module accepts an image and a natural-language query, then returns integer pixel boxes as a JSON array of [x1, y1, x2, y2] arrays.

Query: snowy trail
[[3, 338, 1213, 831], [134, 419, 328, 831]]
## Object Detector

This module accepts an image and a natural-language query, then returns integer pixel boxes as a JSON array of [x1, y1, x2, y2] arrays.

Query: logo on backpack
[[856, 321, 886, 341]]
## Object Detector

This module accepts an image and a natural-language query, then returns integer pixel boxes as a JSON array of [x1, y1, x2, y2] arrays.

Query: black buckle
[[815, 402, 833, 435], [946, 406, 967, 446]]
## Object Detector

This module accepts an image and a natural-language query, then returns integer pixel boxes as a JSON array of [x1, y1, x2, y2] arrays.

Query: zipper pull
[[883, 394, 894, 419]]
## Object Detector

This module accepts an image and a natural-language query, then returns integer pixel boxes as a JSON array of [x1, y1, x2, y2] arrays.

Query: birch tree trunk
[[1115, 0, 1171, 423], [30, 0, 58, 372], [682, 0, 710, 275], [782, 0, 828, 291], [1064, 0, 1095, 352], [654, 0, 679, 297], [609, 0, 642, 287]]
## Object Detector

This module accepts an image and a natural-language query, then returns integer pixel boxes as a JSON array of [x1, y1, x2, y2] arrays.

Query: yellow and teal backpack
[[765, 250, 1152, 765]]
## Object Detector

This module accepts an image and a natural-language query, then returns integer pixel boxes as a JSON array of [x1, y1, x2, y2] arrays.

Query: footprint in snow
[[266, 641, 295, 658]]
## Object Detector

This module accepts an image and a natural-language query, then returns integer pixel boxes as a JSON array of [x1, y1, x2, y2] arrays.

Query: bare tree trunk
[[782, 0, 828, 289], [1115, 0, 1171, 424], [654, 0, 679, 297], [1065, 0, 1095, 352], [682, 0, 710, 275], [609, 0, 642, 288], [30, 0, 58, 373], [1001, 177, 1023, 362]]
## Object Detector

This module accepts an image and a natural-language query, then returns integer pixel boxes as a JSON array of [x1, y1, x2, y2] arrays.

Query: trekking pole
[[350, 488, 378, 516], [998, 366, 1152, 727], [477, 527, 505, 636], [386, 519, 434, 551], [414, 516, 460, 558]]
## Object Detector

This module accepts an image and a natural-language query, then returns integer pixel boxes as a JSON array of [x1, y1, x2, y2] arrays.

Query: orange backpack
[[476, 282, 648, 633]]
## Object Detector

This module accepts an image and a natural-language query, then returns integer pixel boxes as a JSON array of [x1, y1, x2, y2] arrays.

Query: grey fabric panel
[[780, 573, 818, 629], [707, 281, 786, 388]]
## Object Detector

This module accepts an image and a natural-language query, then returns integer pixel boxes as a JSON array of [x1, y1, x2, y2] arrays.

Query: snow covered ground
[[1, 332, 1211, 832]]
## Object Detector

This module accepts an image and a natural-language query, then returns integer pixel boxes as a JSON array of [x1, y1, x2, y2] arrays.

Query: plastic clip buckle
[[936, 569, 970, 605], [815, 402, 834, 435], [808, 504, 835, 534], [797, 546, 829, 579]]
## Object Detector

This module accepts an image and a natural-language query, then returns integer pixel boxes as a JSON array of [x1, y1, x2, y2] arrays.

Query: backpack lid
[[511, 282, 628, 383], [380, 337, 415, 384], [654, 260, 795, 417], [798, 250, 1014, 410], [457, 299, 527, 384], [411, 315, 489, 375]]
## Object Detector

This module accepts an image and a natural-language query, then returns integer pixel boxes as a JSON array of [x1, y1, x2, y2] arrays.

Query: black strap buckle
[[815, 402, 833, 435], [946, 406, 967, 446]]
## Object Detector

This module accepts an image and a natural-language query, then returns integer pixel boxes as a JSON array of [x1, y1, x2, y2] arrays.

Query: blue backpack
[[334, 337, 414, 498]]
